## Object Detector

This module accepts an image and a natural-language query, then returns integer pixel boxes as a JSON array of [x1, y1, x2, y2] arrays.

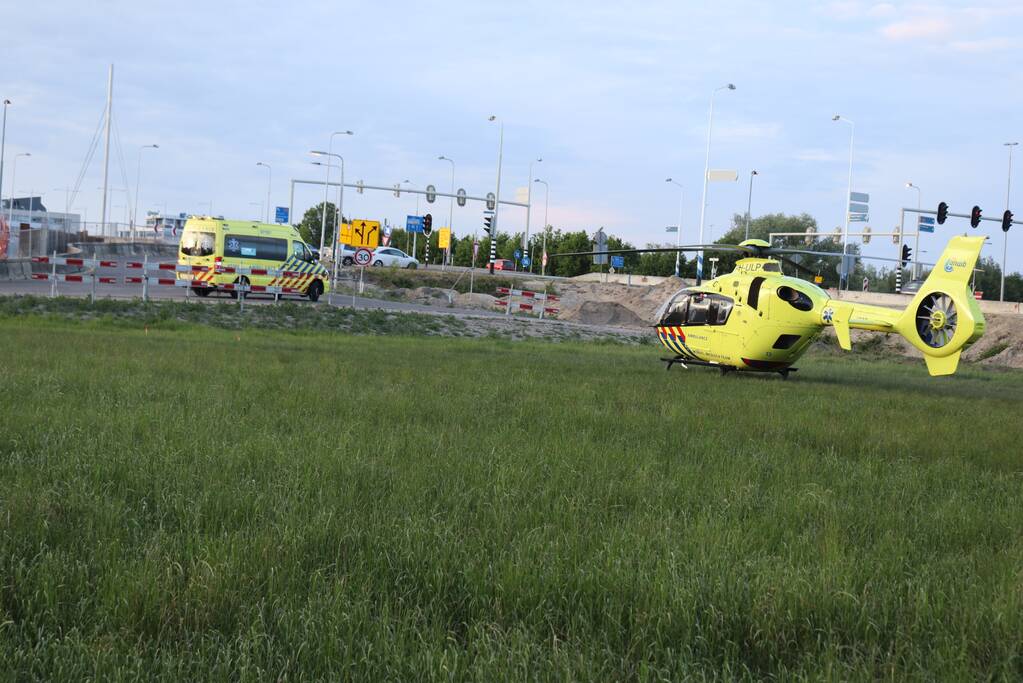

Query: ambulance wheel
[[307, 280, 323, 302], [192, 287, 210, 297]]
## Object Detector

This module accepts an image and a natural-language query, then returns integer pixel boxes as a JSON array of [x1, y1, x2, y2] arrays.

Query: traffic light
[[483, 215, 493, 234], [1003, 209, 1014, 232], [862, 226, 871, 244], [423, 213, 433, 236], [970, 205, 982, 228], [901, 244, 912, 266], [937, 202, 949, 225]]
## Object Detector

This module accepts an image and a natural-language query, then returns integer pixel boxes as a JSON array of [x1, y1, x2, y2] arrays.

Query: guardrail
[[29, 255, 316, 307]]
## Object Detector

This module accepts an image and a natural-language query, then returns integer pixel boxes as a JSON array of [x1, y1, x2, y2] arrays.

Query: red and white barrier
[[493, 286, 559, 318], [495, 286, 558, 302], [32, 256, 117, 268], [32, 273, 118, 284]]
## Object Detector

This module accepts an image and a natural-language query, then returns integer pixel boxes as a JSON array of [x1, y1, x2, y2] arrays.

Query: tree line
[[295, 202, 1023, 299]]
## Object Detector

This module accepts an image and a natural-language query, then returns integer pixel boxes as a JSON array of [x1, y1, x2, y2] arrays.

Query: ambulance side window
[[292, 241, 309, 261]]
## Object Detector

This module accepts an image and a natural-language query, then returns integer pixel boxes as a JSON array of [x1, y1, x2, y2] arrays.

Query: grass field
[[2, 308, 1023, 680]]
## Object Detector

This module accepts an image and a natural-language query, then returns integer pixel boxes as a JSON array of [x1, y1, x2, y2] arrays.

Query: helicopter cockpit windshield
[[659, 290, 734, 327]]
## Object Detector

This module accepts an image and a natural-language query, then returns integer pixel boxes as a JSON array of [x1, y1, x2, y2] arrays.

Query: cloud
[[880, 16, 954, 41], [950, 37, 1014, 53], [866, 3, 897, 18]]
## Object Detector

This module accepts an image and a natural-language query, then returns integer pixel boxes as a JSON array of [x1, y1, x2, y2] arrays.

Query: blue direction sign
[[848, 202, 870, 214], [918, 215, 935, 233], [611, 255, 625, 268], [406, 215, 424, 233], [521, 255, 531, 268], [849, 191, 870, 203], [275, 206, 289, 224]]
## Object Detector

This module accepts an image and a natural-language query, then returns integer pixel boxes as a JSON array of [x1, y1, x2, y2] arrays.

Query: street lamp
[[666, 178, 684, 277], [256, 161, 271, 223], [1002, 142, 1019, 302], [312, 130, 353, 256], [132, 144, 159, 242], [534, 178, 550, 276], [525, 157, 542, 267], [310, 150, 346, 256], [0, 99, 10, 217], [905, 181, 922, 280], [8, 152, 29, 227], [833, 114, 855, 293], [745, 169, 759, 240], [696, 83, 736, 284], [489, 115, 504, 274], [438, 155, 455, 265]]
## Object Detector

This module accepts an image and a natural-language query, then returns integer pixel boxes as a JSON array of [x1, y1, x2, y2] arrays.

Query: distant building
[[144, 211, 189, 241], [1, 196, 81, 232]]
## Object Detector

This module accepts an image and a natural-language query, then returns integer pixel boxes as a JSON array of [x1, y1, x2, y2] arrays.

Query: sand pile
[[555, 277, 688, 327], [559, 300, 647, 327]]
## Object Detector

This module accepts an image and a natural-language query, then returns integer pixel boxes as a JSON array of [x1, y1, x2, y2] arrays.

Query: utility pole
[[1002, 142, 1018, 302], [0, 99, 10, 223], [489, 116, 504, 275], [100, 65, 113, 239], [745, 169, 758, 240]]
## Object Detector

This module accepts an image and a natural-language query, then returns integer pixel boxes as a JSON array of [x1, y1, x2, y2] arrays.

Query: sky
[[3, 0, 1023, 272]]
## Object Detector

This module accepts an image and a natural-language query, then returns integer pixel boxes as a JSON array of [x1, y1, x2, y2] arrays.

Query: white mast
[[99, 64, 113, 238]]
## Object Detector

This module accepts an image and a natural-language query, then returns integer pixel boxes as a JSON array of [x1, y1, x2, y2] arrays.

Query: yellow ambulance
[[177, 217, 329, 301]]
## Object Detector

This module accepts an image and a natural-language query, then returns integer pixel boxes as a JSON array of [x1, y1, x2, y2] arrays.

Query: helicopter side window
[[715, 298, 733, 324], [682, 293, 733, 326], [687, 296, 710, 324], [776, 286, 814, 312]]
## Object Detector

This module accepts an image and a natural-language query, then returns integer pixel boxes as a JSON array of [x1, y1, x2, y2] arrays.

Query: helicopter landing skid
[[662, 356, 796, 379]]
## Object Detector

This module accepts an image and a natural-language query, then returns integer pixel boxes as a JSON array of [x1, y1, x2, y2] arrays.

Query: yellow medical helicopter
[[557, 235, 986, 378]]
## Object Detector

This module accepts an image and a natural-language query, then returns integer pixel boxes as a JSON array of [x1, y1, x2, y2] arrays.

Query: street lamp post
[[315, 131, 353, 256], [398, 179, 419, 256], [438, 156, 455, 266], [132, 144, 159, 242], [256, 161, 271, 223], [905, 181, 922, 279], [489, 115, 504, 274], [8, 152, 29, 228], [697, 83, 735, 284], [1002, 142, 1018, 302], [745, 169, 758, 240], [534, 178, 550, 276], [310, 150, 346, 257], [0, 99, 10, 218], [666, 178, 684, 277], [833, 114, 855, 293], [525, 157, 542, 270]]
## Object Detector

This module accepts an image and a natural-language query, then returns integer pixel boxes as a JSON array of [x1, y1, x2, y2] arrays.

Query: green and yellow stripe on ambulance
[[271, 256, 328, 294]]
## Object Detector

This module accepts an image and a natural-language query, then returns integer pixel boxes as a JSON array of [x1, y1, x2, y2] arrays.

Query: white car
[[370, 247, 419, 269]]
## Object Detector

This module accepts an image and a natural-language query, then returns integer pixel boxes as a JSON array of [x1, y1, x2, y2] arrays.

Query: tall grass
[[1, 317, 1022, 680]]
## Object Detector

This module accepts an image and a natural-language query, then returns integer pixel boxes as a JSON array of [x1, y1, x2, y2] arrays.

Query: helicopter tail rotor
[[893, 235, 986, 375]]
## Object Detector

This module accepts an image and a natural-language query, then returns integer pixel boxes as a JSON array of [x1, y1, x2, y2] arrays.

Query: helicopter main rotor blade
[[550, 244, 745, 258], [768, 248, 937, 268]]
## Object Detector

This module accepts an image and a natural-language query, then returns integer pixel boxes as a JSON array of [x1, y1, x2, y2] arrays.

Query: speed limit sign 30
[[353, 248, 373, 266]]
